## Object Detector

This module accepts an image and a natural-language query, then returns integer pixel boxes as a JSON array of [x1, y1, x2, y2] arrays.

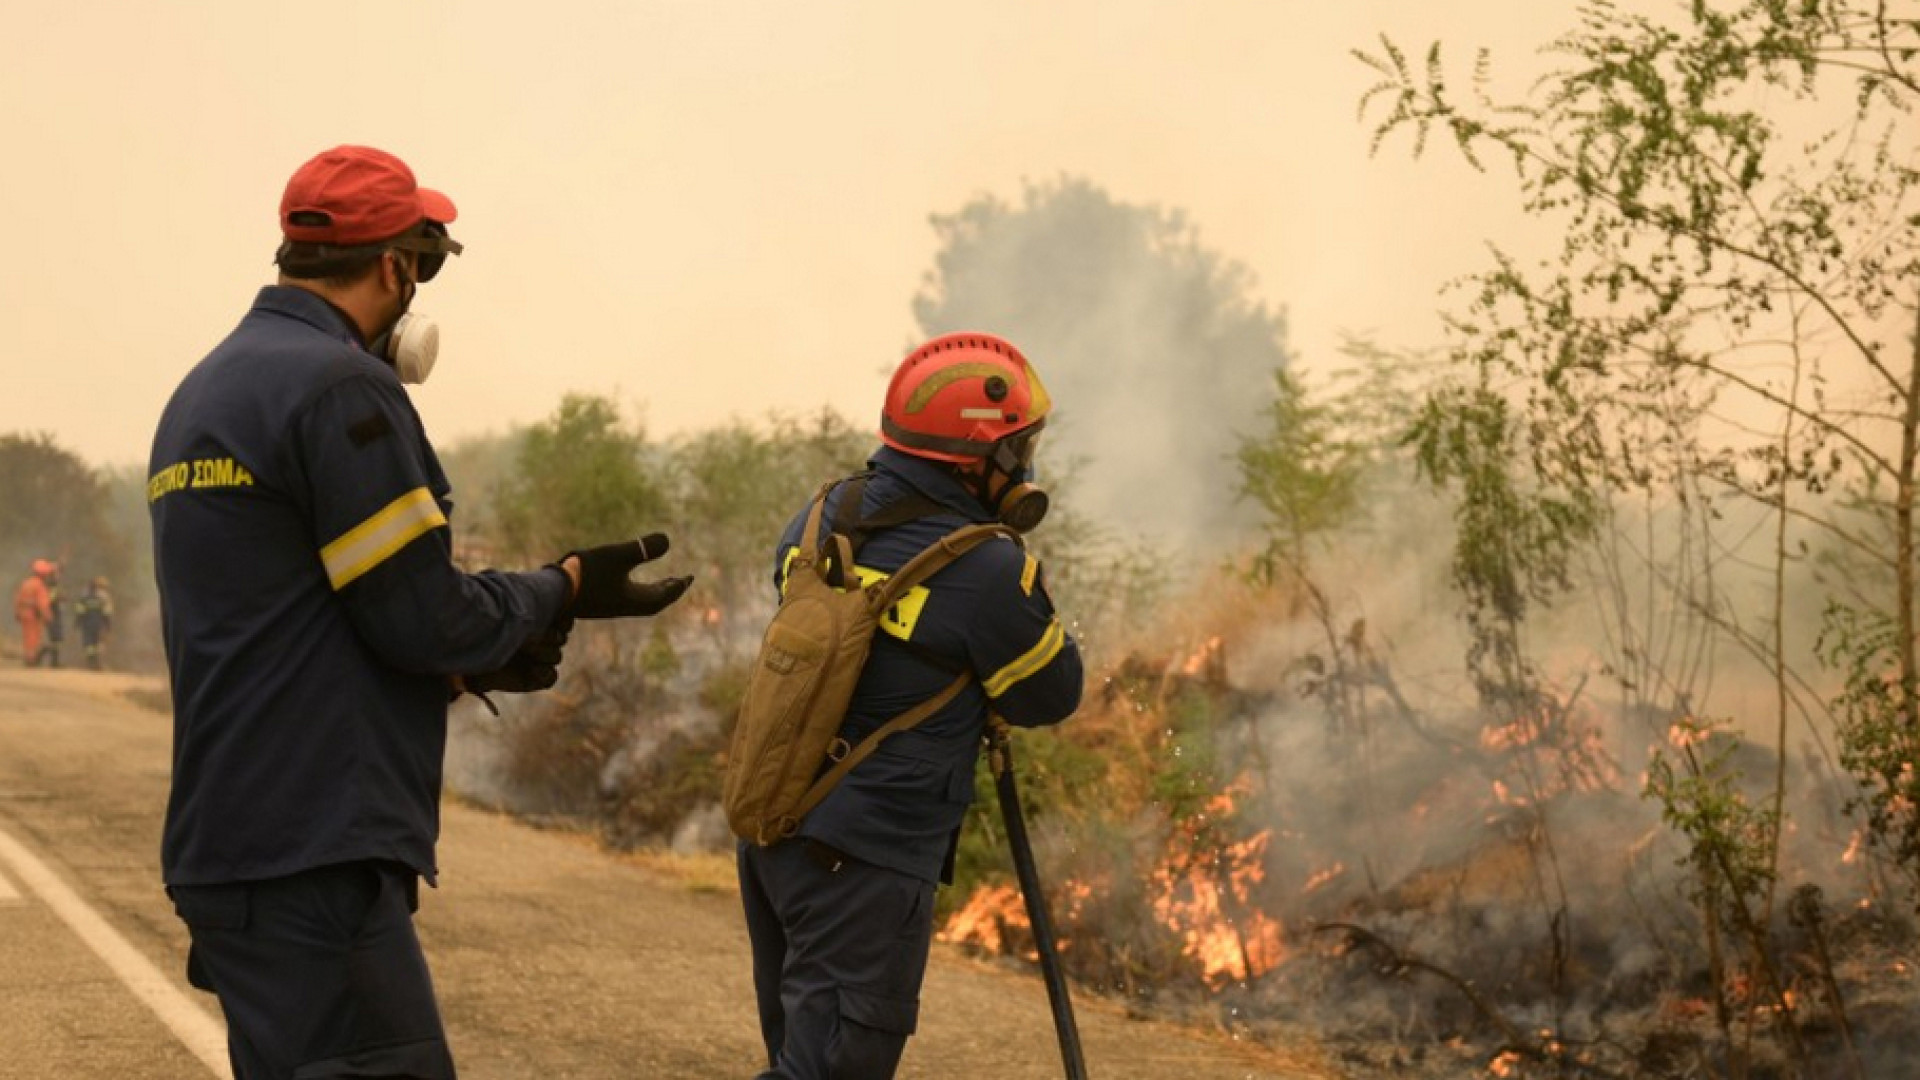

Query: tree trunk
[[1901, 303, 1920, 735]]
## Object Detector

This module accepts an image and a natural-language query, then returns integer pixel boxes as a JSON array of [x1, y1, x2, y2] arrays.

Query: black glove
[[560, 533, 694, 619], [459, 617, 573, 713]]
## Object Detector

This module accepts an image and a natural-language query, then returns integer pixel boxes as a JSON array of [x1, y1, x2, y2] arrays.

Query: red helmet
[[30, 559, 54, 577], [880, 332, 1052, 465]]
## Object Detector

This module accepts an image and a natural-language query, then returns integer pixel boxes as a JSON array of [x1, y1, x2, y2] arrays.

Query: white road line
[[0, 823, 231, 1078]]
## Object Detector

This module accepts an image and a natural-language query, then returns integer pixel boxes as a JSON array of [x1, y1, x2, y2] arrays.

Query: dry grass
[[618, 847, 740, 895]]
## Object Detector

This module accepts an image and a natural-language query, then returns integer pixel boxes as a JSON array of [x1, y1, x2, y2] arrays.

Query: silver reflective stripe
[[319, 487, 447, 590]]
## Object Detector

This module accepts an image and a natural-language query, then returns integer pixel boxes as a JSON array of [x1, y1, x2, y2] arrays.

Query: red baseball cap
[[279, 145, 457, 246]]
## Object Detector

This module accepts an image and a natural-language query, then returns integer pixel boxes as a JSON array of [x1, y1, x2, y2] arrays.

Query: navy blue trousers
[[738, 839, 937, 1080], [169, 860, 456, 1080]]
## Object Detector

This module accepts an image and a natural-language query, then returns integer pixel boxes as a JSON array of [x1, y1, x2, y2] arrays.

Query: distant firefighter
[[12, 559, 55, 667], [41, 573, 65, 668], [75, 577, 114, 670]]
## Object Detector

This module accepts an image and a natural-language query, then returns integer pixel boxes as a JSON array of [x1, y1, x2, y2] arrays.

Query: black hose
[[989, 722, 1090, 1080]]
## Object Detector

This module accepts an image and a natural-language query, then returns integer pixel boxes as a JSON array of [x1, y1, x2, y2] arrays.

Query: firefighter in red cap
[[737, 332, 1083, 1079], [149, 145, 693, 1080], [13, 559, 55, 666]]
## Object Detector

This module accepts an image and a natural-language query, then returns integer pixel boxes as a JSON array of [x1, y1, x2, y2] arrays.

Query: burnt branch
[[1313, 921, 1627, 1080]]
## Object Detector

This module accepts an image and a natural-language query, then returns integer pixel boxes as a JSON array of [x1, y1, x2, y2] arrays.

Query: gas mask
[[992, 472, 1049, 533], [368, 270, 441, 385], [983, 425, 1049, 533], [381, 312, 440, 385], [373, 223, 461, 385]]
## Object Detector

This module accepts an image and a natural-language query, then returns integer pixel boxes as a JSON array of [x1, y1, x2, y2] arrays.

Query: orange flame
[[1478, 700, 1621, 815], [1180, 635, 1225, 677], [945, 770, 1295, 990], [1302, 863, 1347, 895], [1150, 824, 1286, 985], [1666, 720, 1711, 749], [1841, 828, 1866, 865], [939, 883, 1025, 956], [1480, 716, 1540, 753]]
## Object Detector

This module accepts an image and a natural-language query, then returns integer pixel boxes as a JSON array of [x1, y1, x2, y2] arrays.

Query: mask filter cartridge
[[996, 483, 1049, 533], [384, 313, 440, 385]]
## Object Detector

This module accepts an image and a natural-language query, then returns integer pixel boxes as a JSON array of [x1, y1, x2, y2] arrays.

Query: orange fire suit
[[14, 574, 51, 665]]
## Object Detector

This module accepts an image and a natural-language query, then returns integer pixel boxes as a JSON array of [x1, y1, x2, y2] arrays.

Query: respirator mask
[[379, 313, 441, 385], [373, 223, 462, 385], [985, 424, 1049, 533]]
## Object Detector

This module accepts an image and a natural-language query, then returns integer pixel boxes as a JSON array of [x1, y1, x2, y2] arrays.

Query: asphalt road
[[0, 666, 1332, 1079]]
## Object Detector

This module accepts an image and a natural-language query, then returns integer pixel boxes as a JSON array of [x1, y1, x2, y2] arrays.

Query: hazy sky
[[4, 1, 1578, 468]]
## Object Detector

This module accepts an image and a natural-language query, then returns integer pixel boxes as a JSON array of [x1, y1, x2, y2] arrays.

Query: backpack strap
[[777, 521, 1022, 836], [798, 480, 858, 588], [830, 474, 951, 559], [859, 492, 950, 531], [775, 520, 1023, 839], [871, 522, 1021, 609], [868, 523, 1019, 677], [828, 474, 872, 543], [796, 480, 838, 564], [784, 671, 971, 834]]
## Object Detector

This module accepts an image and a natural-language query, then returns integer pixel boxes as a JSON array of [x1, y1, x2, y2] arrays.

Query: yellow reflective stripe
[[850, 565, 931, 640], [319, 487, 446, 590], [1018, 554, 1038, 596], [776, 549, 931, 639], [778, 547, 798, 597], [1023, 360, 1052, 420], [904, 362, 1009, 413], [983, 618, 1065, 699]]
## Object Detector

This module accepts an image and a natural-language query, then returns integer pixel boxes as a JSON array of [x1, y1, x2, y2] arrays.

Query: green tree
[[436, 429, 527, 561], [465, 403, 871, 847], [1234, 346, 1383, 748], [0, 432, 135, 607], [914, 176, 1291, 551], [491, 394, 666, 560], [661, 409, 870, 641]]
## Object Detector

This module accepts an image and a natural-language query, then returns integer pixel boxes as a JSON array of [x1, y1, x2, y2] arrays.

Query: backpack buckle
[[826, 737, 851, 762]]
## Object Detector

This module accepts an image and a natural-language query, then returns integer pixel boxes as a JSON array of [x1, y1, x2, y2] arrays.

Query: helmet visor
[[993, 421, 1045, 476]]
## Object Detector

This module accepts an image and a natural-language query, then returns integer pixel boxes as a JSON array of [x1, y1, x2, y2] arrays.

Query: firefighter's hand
[[558, 534, 693, 619], [463, 616, 572, 697]]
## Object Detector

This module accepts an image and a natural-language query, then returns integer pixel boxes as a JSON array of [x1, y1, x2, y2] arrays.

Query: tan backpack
[[724, 480, 1018, 846]]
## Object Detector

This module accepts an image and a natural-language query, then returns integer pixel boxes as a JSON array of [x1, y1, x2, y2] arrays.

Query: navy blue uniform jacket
[[150, 287, 570, 887], [776, 447, 1083, 883]]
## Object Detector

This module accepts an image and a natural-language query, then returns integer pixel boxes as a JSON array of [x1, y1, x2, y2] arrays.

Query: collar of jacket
[[252, 285, 370, 350], [867, 445, 993, 522]]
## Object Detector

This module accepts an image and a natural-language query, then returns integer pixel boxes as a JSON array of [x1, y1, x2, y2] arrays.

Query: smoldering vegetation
[[441, 388, 1920, 1077], [433, 171, 1918, 1079], [962, 555, 1920, 1080]]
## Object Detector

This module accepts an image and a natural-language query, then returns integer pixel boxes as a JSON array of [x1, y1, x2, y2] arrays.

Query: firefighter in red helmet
[[738, 331, 1083, 1080], [879, 331, 1054, 533]]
